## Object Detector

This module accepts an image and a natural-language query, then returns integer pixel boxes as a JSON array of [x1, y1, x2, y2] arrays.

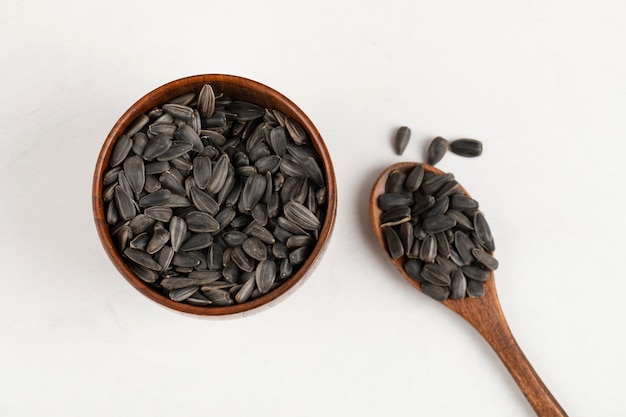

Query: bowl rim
[[92, 74, 337, 317]]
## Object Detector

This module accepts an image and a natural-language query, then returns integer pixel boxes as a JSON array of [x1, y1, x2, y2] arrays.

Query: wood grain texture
[[93, 74, 337, 317], [370, 162, 568, 417]]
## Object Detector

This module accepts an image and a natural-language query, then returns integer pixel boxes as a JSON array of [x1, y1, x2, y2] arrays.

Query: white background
[[1, 0, 624, 416]]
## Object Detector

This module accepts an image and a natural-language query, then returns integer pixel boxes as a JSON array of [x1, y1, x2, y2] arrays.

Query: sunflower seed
[[404, 259, 425, 283], [284, 201, 321, 230], [251, 203, 268, 226], [449, 138, 483, 157], [471, 248, 499, 270], [188, 270, 222, 282], [452, 230, 475, 264], [155, 245, 175, 271], [172, 252, 201, 268], [422, 214, 457, 234], [435, 233, 451, 258], [156, 141, 194, 162], [466, 279, 485, 298], [146, 223, 170, 254], [285, 117, 307, 144], [128, 214, 155, 235], [160, 277, 202, 290], [148, 122, 176, 137], [145, 161, 170, 175], [169, 216, 187, 252], [422, 283, 450, 301], [288, 246, 310, 265], [378, 193, 413, 211], [228, 101, 264, 121], [128, 263, 159, 283], [158, 171, 185, 196], [448, 269, 467, 299], [404, 164, 424, 192], [286, 234, 315, 249], [419, 234, 437, 263], [206, 244, 223, 271], [280, 154, 306, 177], [207, 154, 230, 194], [271, 242, 288, 259], [138, 189, 171, 208], [186, 211, 220, 233], [205, 289, 233, 306], [399, 222, 414, 257], [129, 232, 149, 251], [143, 175, 161, 193], [255, 260, 276, 294], [269, 126, 288, 156], [187, 187, 218, 215], [235, 274, 256, 303], [426, 136, 449, 165], [420, 262, 451, 286], [254, 155, 281, 174], [175, 124, 204, 152], [110, 134, 133, 167], [223, 231, 248, 247], [385, 170, 407, 194], [124, 248, 161, 271], [460, 265, 491, 282], [473, 211, 493, 245], [380, 205, 411, 228], [279, 258, 293, 279], [420, 172, 454, 195], [383, 226, 404, 259], [103, 166, 122, 186], [445, 209, 473, 230], [169, 92, 196, 106], [247, 223, 276, 244], [198, 84, 215, 118], [142, 133, 173, 160], [114, 186, 137, 221], [163, 103, 194, 122], [132, 132, 149, 157], [231, 246, 255, 273], [242, 237, 268, 261], [215, 207, 236, 231], [450, 193, 479, 212], [180, 233, 213, 251], [241, 173, 267, 211], [169, 286, 199, 302]]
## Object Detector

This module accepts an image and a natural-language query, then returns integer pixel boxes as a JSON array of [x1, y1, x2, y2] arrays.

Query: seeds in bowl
[[102, 83, 327, 306], [377, 164, 497, 302]]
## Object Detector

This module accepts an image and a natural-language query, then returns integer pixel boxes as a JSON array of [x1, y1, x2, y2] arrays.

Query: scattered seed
[[427, 136, 449, 165], [449, 139, 483, 157], [394, 126, 411, 155]]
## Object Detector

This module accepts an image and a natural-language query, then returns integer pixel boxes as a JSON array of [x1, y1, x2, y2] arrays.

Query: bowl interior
[[93, 74, 337, 317]]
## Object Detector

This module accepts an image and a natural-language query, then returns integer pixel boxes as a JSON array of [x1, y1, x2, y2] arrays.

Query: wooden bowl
[[93, 74, 337, 317]]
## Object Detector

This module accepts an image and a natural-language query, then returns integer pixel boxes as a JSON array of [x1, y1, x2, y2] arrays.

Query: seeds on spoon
[[394, 126, 411, 155], [377, 163, 497, 301]]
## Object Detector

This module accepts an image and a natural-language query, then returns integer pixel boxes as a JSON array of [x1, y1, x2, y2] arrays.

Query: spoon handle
[[455, 283, 569, 417]]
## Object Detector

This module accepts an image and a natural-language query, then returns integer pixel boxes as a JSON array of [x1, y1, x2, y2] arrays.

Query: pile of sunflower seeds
[[103, 83, 327, 306], [378, 163, 497, 301]]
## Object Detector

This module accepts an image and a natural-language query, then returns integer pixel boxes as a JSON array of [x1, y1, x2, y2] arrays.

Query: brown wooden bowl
[[93, 74, 337, 317]]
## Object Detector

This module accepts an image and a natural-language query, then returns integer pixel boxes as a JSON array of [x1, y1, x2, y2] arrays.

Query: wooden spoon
[[370, 162, 568, 417]]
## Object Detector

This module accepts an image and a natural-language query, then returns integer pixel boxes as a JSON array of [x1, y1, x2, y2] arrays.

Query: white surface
[[1, 0, 624, 415]]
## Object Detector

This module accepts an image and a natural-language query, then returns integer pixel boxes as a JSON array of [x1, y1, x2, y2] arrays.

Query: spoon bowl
[[370, 162, 568, 417]]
